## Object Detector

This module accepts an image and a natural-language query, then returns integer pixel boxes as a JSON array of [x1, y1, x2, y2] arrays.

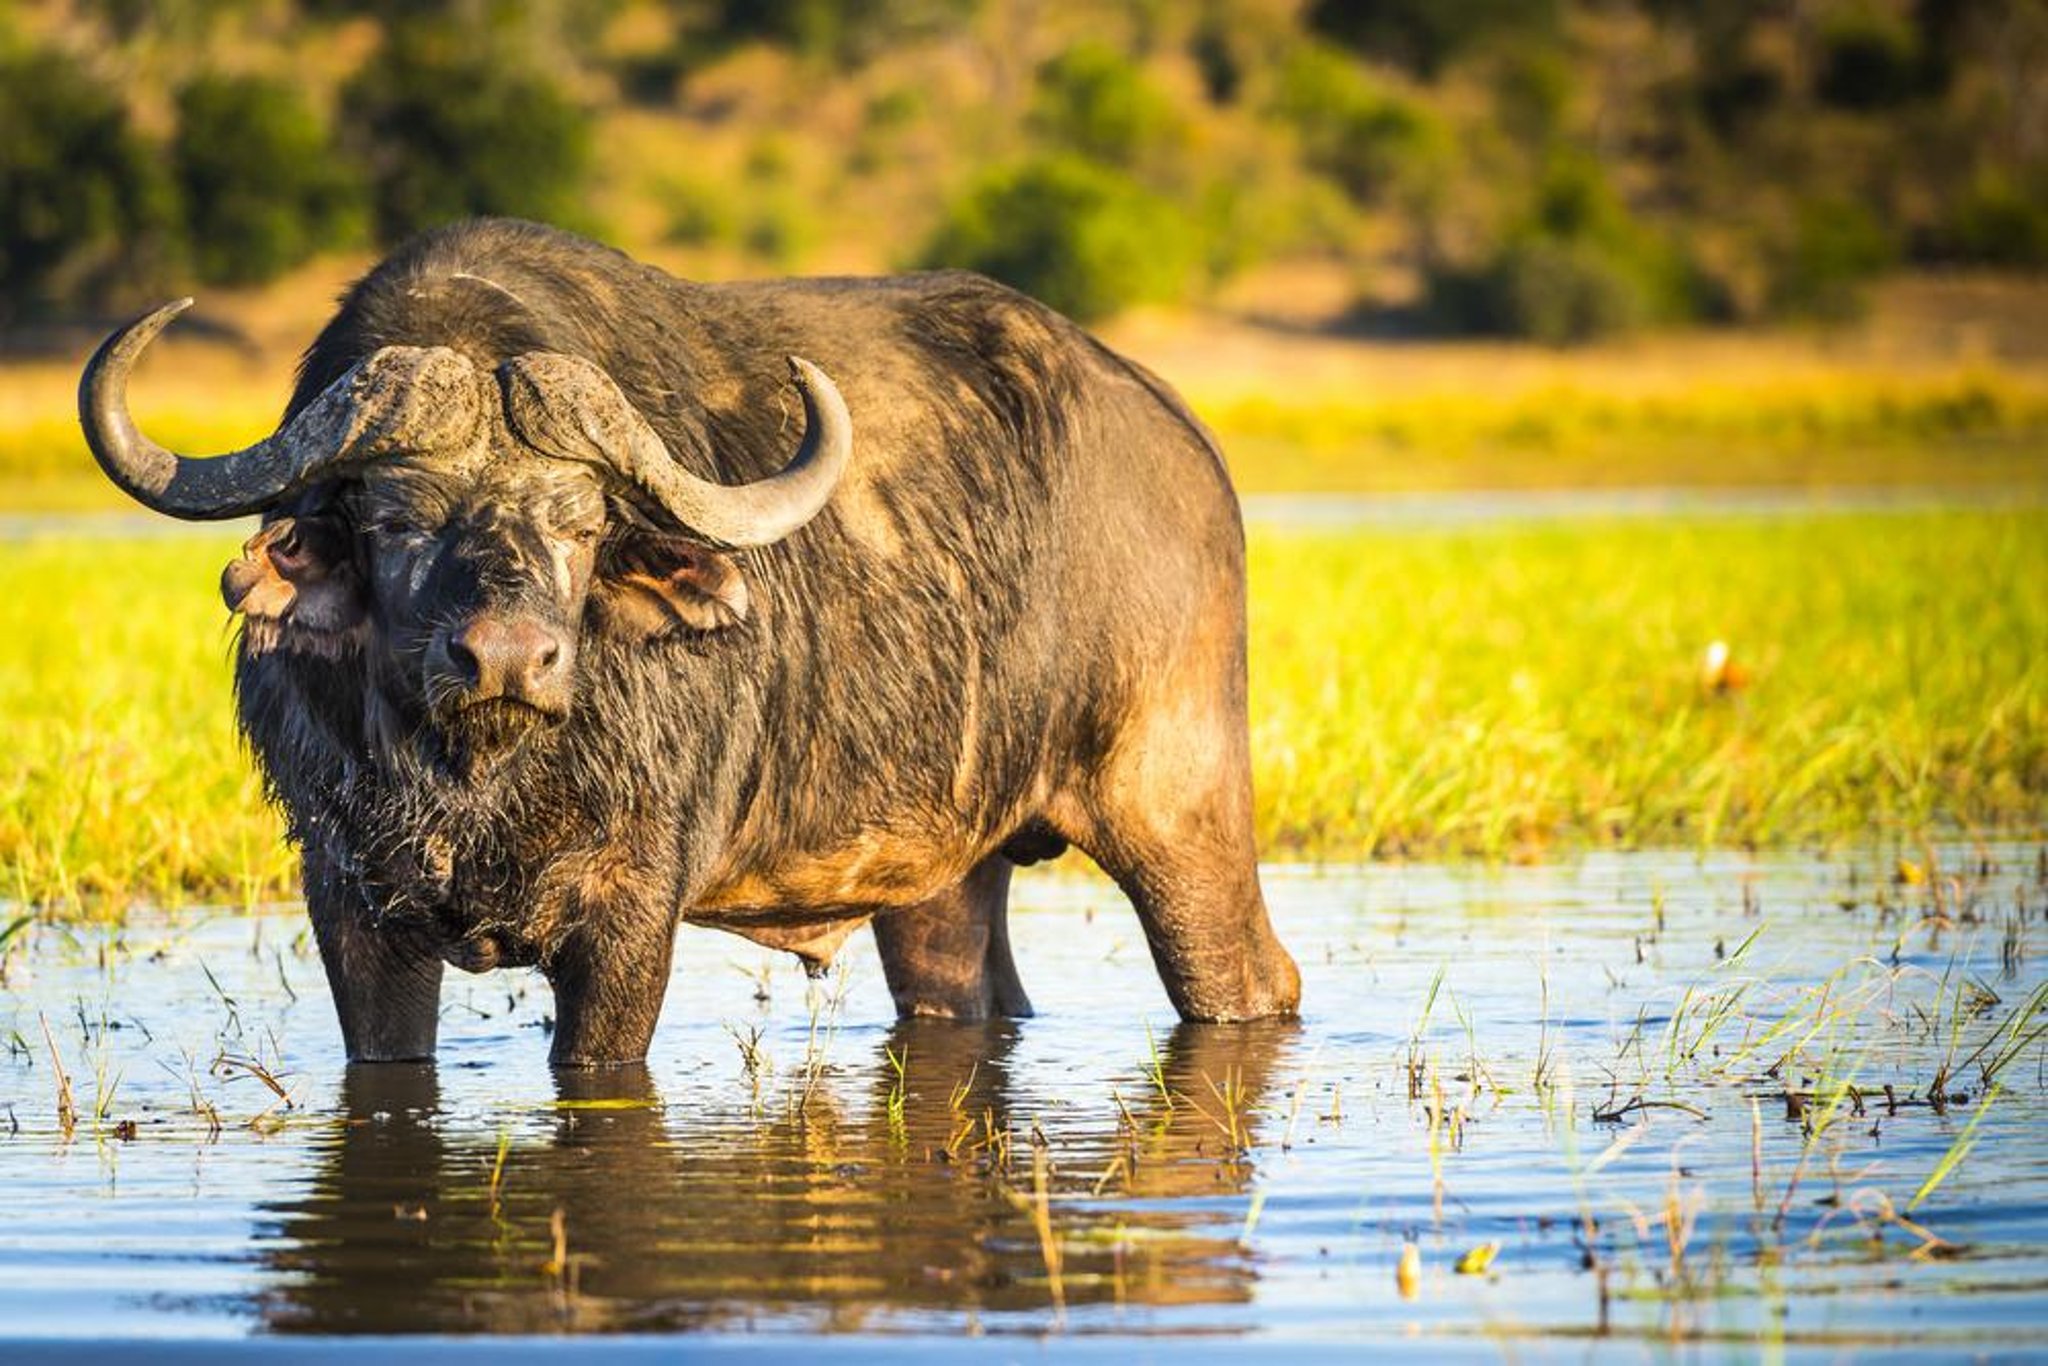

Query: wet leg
[[1078, 717, 1300, 1022], [306, 873, 444, 1063], [872, 855, 1033, 1020], [545, 911, 678, 1067]]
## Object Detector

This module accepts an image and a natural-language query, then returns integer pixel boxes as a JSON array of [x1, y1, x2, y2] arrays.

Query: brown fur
[[198, 219, 1300, 1067]]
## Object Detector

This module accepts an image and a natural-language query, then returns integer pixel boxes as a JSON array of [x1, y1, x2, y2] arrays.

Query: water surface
[[1, 845, 2043, 1358]]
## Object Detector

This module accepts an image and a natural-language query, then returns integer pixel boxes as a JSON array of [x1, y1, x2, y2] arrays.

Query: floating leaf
[[551, 1098, 657, 1111], [1396, 1242, 1421, 1301], [1454, 1241, 1500, 1275]]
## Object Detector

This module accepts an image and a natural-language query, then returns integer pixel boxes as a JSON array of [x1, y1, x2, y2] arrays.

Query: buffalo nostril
[[444, 633, 481, 685]]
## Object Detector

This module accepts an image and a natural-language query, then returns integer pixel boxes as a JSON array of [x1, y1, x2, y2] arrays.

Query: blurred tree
[[695, 0, 980, 68], [1489, 48, 1573, 150], [1425, 153, 1709, 342], [1306, 0, 1561, 78], [1942, 173, 2048, 267], [1267, 42, 1451, 210], [1815, 4, 1929, 111], [0, 46, 182, 323], [1029, 42, 1188, 171], [0, 0, 2035, 333], [1763, 195, 1896, 319], [341, 18, 596, 244], [173, 75, 363, 286], [917, 154, 1196, 322]]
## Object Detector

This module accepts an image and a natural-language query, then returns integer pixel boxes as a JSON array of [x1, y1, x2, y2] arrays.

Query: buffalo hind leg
[[1077, 712, 1300, 1022], [873, 855, 1032, 1020]]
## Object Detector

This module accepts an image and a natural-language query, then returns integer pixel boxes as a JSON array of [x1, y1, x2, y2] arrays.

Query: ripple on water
[[0, 842, 2043, 1352]]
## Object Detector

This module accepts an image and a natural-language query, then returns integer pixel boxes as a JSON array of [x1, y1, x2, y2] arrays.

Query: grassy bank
[[1, 509, 2041, 911], [1208, 369, 2048, 493], [7, 368, 2043, 510], [5, 290, 2047, 512], [1248, 510, 2047, 857]]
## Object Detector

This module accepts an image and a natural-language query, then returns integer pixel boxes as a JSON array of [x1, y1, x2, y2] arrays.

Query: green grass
[[1248, 509, 2047, 857], [1, 509, 2043, 911], [0, 535, 294, 910]]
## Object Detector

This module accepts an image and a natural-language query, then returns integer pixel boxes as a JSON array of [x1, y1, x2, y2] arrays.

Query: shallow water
[[1, 845, 2043, 1358]]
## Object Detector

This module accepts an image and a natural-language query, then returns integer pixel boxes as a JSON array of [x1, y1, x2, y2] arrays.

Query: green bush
[[1489, 48, 1573, 148], [1764, 196, 1896, 321], [1423, 155, 1706, 343], [0, 46, 182, 322], [1815, 7, 1926, 111], [694, 0, 978, 69], [1267, 44, 1451, 209], [740, 191, 819, 269], [1430, 237, 1656, 344], [1942, 174, 2048, 268], [916, 155, 1197, 323], [173, 74, 362, 286], [658, 174, 738, 248], [1030, 43, 1187, 171], [1306, 0, 1561, 78], [341, 20, 596, 245]]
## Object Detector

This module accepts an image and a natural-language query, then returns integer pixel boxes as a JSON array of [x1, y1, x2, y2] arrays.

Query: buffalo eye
[[368, 518, 432, 551]]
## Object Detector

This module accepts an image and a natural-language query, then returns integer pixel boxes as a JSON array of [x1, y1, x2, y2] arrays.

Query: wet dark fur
[[233, 218, 1260, 1057]]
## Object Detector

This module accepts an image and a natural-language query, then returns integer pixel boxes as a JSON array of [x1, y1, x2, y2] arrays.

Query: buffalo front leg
[[305, 862, 444, 1063], [872, 855, 1033, 1020], [544, 903, 679, 1068]]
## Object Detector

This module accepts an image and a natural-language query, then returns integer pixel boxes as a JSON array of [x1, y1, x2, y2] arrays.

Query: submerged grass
[[0, 508, 2042, 911]]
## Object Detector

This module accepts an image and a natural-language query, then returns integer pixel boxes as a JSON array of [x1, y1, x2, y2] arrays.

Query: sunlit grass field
[[3, 510, 2040, 913], [1208, 369, 2048, 492], [1247, 511, 2046, 858]]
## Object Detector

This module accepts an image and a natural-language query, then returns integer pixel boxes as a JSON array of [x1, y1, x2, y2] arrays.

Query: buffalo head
[[81, 299, 851, 776]]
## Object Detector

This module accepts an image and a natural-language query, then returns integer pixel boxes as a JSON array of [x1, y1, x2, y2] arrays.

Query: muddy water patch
[[0, 845, 2043, 1352]]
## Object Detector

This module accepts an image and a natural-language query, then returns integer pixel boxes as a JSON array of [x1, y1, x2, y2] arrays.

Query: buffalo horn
[[79, 299, 485, 520], [500, 351, 851, 550]]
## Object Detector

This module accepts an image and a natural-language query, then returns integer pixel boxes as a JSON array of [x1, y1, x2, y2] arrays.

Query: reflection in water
[[257, 1021, 1296, 1334], [6, 849, 2042, 1349]]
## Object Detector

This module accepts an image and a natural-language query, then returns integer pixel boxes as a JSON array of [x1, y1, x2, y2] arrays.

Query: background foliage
[[0, 0, 2041, 334]]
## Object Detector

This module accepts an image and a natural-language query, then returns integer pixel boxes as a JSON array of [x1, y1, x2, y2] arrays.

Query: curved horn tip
[[78, 296, 374, 521], [95, 296, 192, 352], [786, 356, 829, 390], [136, 296, 196, 335]]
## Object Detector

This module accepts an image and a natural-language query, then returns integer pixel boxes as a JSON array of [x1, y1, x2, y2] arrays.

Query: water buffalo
[[79, 218, 1300, 1065]]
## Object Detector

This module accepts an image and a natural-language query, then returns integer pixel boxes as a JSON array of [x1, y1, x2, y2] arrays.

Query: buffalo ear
[[221, 515, 366, 653], [594, 541, 750, 641]]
